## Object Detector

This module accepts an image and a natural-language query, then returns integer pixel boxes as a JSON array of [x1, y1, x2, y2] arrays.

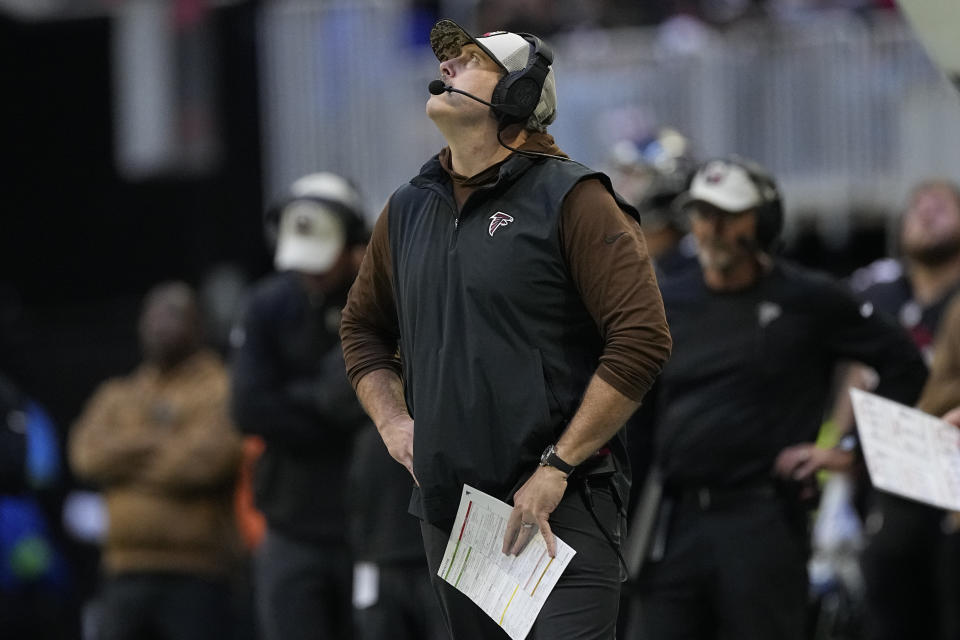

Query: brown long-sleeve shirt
[[341, 133, 671, 402], [917, 295, 960, 416]]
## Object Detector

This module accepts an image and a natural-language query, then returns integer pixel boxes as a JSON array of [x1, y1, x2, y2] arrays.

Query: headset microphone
[[428, 80, 500, 110]]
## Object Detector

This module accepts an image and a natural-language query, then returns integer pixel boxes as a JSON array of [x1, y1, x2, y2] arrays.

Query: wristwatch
[[539, 444, 575, 476], [836, 433, 860, 454]]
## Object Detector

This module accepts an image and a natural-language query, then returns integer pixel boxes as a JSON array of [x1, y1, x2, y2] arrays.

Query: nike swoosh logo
[[603, 231, 627, 244]]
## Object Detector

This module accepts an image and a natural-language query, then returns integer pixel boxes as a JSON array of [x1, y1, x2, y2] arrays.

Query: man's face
[[901, 184, 960, 266], [689, 202, 759, 273], [427, 43, 502, 124], [139, 287, 199, 367]]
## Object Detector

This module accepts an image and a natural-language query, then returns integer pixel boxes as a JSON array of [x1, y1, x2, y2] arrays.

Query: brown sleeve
[[68, 380, 163, 486], [917, 295, 960, 416], [340, 200, 403, 388], [560, 178, 673, 402]]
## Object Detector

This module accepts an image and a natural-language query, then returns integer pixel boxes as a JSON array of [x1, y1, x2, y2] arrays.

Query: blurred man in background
[[604, 124, 699, 521], [605, 126, 699, 278], [850, 179, 960, 362], [69, 281, 242, 640], [606, 127, 699, 635], [632, 157, 927, 640], [840, 179, 960, 640], [229, 172, 369, 640]]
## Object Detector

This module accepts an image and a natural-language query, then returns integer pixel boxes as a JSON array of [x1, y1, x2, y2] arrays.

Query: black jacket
[[230, 271, 367, 543], [653, 260, 928, 488]]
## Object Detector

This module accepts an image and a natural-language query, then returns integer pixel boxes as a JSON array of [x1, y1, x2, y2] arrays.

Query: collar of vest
[[411, 152, 540, 190]]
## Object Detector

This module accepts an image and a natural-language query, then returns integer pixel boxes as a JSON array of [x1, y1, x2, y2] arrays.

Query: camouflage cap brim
[[429, 19, 506, 72], [430, 19, 470, 62]]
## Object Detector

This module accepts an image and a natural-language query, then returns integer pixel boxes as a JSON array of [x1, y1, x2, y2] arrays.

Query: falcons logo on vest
[[488, 212, 514, 237]]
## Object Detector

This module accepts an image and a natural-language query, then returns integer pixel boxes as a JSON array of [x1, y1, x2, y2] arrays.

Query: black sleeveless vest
[[388, 152, 638, 523]]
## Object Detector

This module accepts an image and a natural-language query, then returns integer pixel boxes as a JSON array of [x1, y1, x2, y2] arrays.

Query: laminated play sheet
[[438, 484, 576, 640], [851, 388, 960, 511]]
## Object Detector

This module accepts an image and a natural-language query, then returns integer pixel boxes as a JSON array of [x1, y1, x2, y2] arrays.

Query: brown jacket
[[69, 349, 242, 576], [918, 295, 960, 417]]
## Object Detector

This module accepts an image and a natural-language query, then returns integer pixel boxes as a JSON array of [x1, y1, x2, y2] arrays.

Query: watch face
[[539, 444, 574, 474], [540, 444, 555, 464]]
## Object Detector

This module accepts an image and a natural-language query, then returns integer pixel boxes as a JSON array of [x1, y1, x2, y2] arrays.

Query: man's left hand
[[502, 465, 567, 558]]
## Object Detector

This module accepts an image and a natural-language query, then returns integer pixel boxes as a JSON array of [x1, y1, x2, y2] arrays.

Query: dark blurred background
[[1, 2, 267, 428], [1, 1, 958, 637], [0, 0, 923, 433]]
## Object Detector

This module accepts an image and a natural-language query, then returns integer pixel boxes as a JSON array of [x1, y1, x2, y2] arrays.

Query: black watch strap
[[540, 444, 575, 476]]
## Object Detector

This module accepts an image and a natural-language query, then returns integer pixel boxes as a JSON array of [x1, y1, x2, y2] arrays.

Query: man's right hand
[[355, 369, 417, 483], [380, 413, 418, 485], [944, 406, 960, 428], [773, 442, 854, 482]]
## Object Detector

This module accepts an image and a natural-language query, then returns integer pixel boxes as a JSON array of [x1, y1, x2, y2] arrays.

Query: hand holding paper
[[439, 485, 576, 640], [944, 406, 960, 429], [502, 465, 567, 557]]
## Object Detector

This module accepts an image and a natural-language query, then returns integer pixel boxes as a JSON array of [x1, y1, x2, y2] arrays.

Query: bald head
[[138, 281, 203, 369]]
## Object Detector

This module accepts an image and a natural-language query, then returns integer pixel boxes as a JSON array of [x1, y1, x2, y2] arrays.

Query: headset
[[736, 157, 783, 251], [489, 33, 553, 127]]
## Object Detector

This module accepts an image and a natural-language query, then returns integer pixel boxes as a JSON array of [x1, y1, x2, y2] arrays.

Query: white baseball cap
[[271, 171, 366, 274], [685, 159, 774, 213], [274, 200, 346, 274], [430, 19, 557, 129], [289, 172, 363, 213]]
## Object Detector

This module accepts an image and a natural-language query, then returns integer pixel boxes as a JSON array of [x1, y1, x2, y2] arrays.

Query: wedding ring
[[521, 521, 536, 528]]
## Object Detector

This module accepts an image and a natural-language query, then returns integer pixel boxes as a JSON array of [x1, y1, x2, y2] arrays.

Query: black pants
[[253, 528, 353, 640], [633, 490, 808, 640], [421, 480, 624, 640], [0, 589, 72, 640], [860, 493, 943, 640], [97, 572, 233, 640], [353, 561, 448, 640]]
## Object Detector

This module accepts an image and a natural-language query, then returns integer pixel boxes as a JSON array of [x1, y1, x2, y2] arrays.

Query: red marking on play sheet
[[458, 501, 473, 541], [523, 550, 548, 591]]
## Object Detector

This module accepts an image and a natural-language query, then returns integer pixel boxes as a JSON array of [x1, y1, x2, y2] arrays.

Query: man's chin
[[698, 248, 736, 272], [426, 100, 466, 127]]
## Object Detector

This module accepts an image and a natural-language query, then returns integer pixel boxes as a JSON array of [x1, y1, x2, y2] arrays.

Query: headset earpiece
[[726, 156, 783, 251], [491, 34, 552, 127], [751, 172, 783, 252]]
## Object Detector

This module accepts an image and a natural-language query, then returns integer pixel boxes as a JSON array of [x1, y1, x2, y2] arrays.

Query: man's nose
[[703, 213, 726, 232], [439, 59, 455, 78]]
